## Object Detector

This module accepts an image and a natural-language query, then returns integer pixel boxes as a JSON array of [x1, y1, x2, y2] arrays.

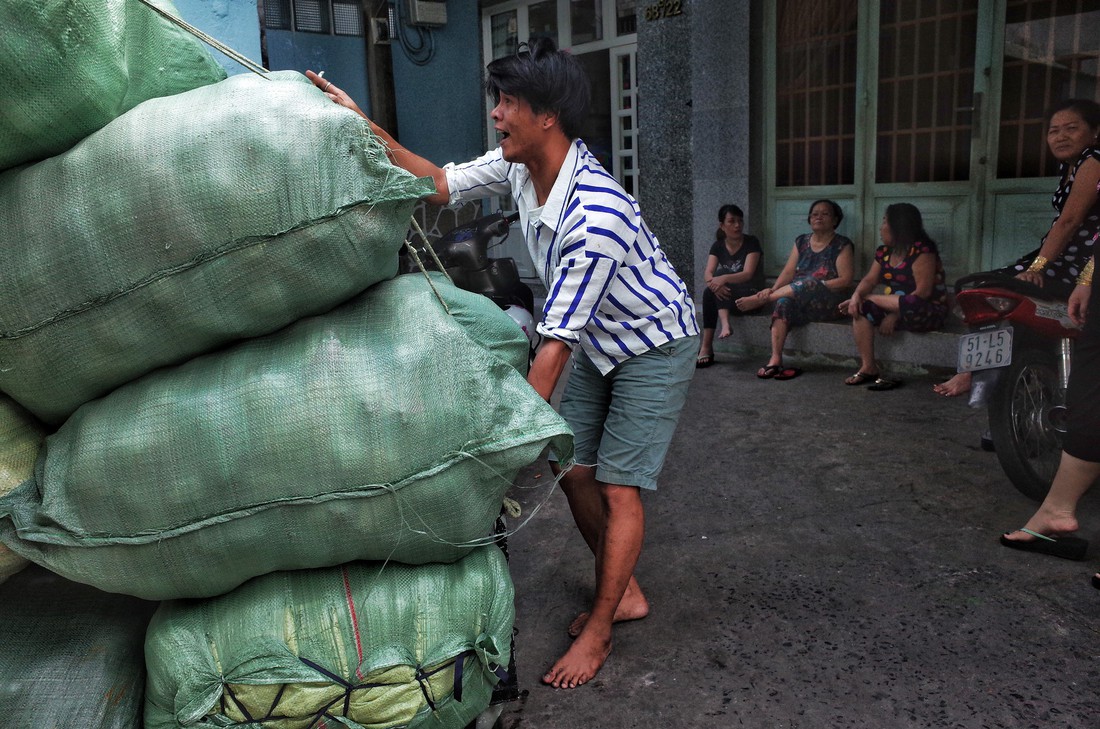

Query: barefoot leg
[[717, 309, 731, 339], [933, 371, 972, 397], [543, 482, 643, 689], [567, 576, 649, 637], [557, 466, 649, 639]]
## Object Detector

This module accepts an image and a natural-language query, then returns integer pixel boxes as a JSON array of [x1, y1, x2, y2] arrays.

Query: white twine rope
[[132, 0, 270, 77]]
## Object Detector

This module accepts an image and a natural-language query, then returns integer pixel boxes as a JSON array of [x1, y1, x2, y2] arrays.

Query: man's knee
[[557, 463, 595, 493], [598, 482, 642, 511]]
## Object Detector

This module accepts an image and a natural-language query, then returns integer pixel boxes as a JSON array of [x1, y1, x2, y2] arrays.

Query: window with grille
[[998, 0, 1100, 179], [875, 1, 978, 184], [774, 0, 858, 187], [262, 0, 363, 36]]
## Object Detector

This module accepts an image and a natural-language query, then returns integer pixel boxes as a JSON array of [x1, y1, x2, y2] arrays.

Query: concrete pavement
[[496, 353, 1100, 728]]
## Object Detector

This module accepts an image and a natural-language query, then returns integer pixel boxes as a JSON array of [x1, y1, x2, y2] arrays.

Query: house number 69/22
[[644, 0, 683, 21]]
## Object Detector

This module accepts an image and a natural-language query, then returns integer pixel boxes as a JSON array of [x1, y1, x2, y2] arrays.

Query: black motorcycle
[[401, 211, 534, 313]]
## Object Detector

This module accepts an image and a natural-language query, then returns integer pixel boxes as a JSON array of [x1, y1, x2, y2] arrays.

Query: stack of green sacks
[[0, 274, 571, 598], [0, 70, 434, 424], [0, 4, 574, 725]]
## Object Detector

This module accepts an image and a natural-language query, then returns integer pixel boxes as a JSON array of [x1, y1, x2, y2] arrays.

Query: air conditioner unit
[[403, 0, 446, 27]]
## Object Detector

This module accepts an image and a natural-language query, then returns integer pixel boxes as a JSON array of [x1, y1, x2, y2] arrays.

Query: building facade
[[173, 0, 1099, 294]]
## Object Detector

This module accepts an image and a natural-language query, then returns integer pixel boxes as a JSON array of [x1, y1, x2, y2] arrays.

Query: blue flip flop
[[999, 528, 1088, 561]]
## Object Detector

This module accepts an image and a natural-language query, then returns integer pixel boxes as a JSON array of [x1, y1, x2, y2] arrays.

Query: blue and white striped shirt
[[445, 139, 698, 374]]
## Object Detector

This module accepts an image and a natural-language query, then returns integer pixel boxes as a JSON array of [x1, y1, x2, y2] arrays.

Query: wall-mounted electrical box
[[403, 0, 446, 27], [370, 16, 392, 44]]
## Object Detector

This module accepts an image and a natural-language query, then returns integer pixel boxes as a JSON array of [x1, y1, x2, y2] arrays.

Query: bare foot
[[933, 372, 972, 397], [735, 295, 766, 313], [567, 580, 649, 637], [1001, 508, 1080, 543], [717, 323, 731, 339], [542, 623, 612, 689]]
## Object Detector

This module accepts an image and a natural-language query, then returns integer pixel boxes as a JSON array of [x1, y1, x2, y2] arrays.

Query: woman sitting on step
[[735, 199, 854, 380], [838, 203, 949, 391]]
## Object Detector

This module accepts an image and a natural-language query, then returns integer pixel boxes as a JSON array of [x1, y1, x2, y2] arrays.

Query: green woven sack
[[0, 395, 44, 585], [0, 565, 158, 729], [0, 0, 226, 171], [144, 547, 513, 729], [0, 274, 572, 600], [0, 70, 434, 424]]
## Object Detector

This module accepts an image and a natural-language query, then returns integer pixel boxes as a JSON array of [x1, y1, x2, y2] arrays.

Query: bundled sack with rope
[[0, 0, 226, 171], [0, 274, 573, 600], [0, 564, 158, 728], [144, 546, 513, 729], [0, 70, 435, 425], [0, 395, 46, 585]]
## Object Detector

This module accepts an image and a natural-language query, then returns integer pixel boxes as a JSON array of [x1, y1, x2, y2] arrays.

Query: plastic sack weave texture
[[0, 70, 435, 424], [143, 547, 513, 729], [0, 565, 158, 729], [0, 274, 573, 600], [0, 0, 226, 171], [0, 395, 45, 585]]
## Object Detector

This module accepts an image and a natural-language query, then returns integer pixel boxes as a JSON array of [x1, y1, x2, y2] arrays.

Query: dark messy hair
[[1045, 98, 1100, 129], [484, 36, 591, 140], [716, 204, 744, 241], [807, 199, 844, 227], [884, 202, 934, 257]]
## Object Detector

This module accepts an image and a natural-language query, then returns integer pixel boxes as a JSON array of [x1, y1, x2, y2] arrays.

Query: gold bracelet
[[1078, 258, 1094, 286], [1027, 255, 1049, 273]]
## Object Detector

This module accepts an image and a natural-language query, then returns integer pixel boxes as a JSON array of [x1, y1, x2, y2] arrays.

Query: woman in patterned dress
[[735, 199, 854, 379], [840, 203, 948, 389]]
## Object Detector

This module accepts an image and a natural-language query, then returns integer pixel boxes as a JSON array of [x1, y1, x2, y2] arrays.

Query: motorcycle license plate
[[957, 327, 1013, 372]]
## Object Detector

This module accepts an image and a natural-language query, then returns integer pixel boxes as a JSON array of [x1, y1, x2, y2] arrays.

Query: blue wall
[[265, 30, 370, 116], [170, 0, 484, 166], [171, 0, 263, 77], [390, 4, 485, 166]]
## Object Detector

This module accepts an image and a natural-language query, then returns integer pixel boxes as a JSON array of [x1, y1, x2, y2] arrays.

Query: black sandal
[[757, 364, 782, 379], [868, 377, 902, 391]]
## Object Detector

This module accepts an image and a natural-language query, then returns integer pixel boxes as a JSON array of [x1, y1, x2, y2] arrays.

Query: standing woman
[[736, 199, 854, 379], [998, 248, 1099, 567], [696, 204, 765, 367], [936, 98, 1100, 397], [840, 203, 948, 389]]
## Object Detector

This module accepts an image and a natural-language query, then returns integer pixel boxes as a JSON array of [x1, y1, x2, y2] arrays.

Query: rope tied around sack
[[219, 652, 481, 727], [403, 215, 454, 314]]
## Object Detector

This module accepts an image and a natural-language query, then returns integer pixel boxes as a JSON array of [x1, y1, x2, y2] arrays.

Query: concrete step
[[712, 314, 965, 375]]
